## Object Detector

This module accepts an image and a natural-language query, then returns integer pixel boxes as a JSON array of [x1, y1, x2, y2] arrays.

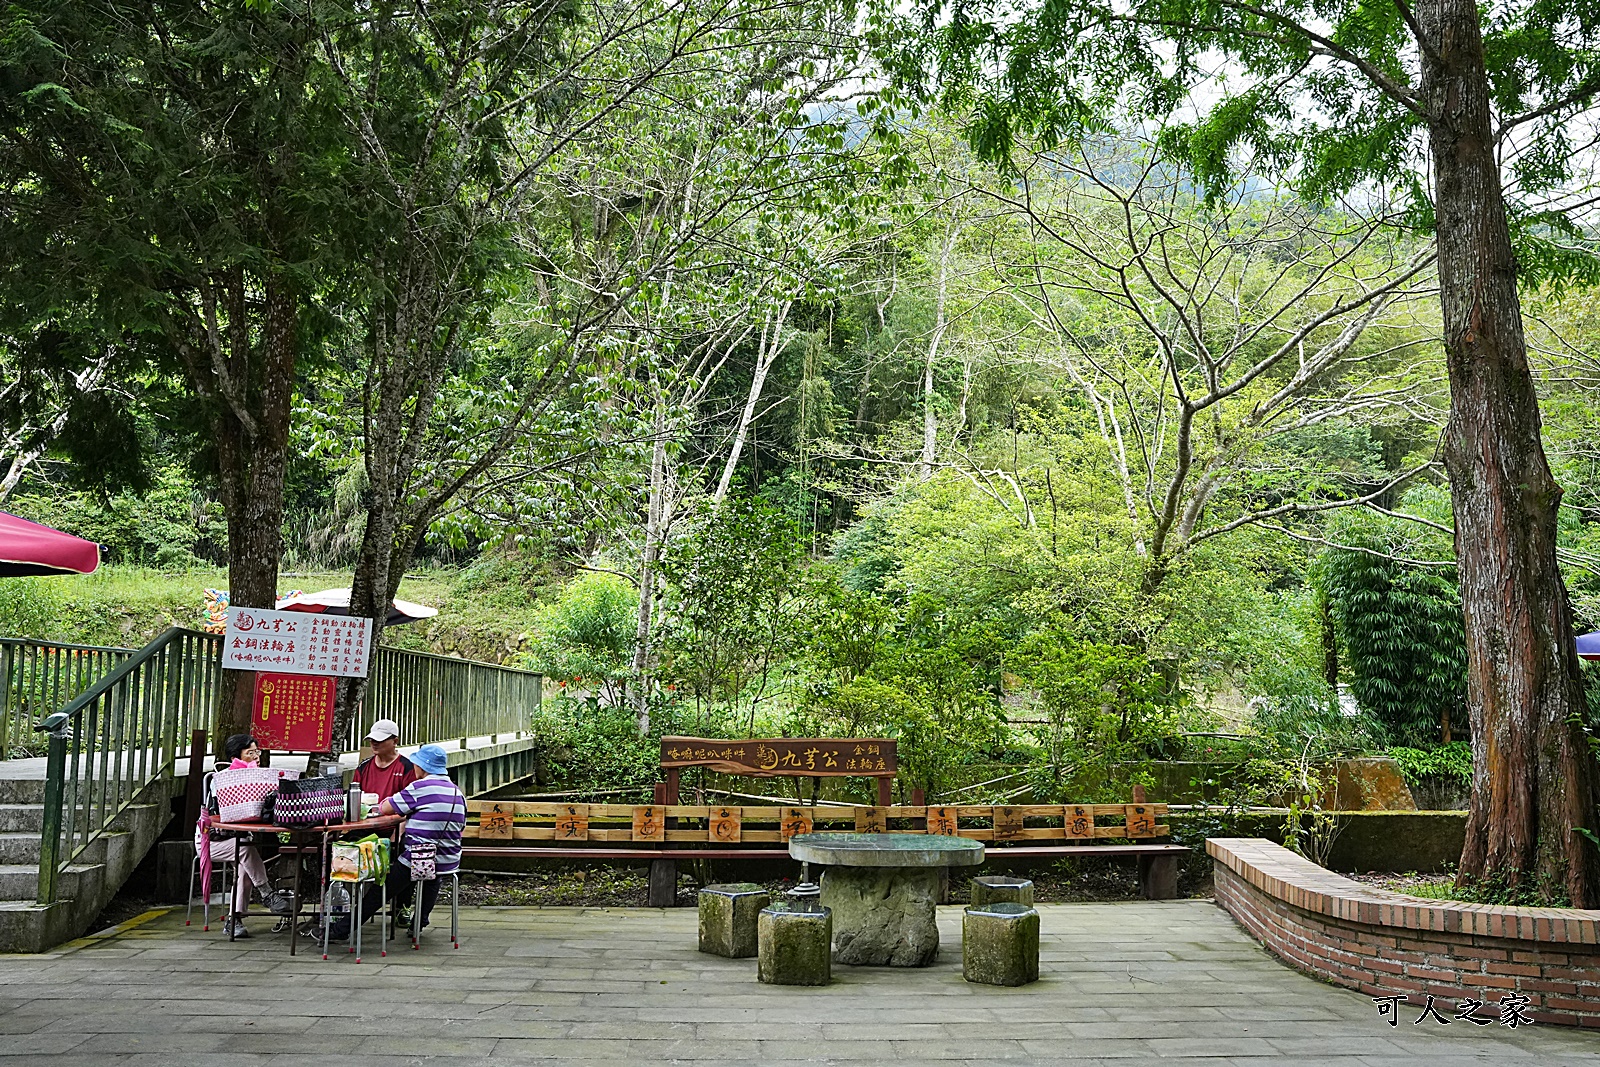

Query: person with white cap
[[352, 718, 421, 803]]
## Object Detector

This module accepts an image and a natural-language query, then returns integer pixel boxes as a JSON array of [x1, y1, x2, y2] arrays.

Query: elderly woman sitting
[[201, 733, 293, 939]]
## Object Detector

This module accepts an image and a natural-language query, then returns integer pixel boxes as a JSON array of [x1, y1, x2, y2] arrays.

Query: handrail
[[26, 626, 542, 904], [34, 627, 221, 904], [1, 638, 135, 759]]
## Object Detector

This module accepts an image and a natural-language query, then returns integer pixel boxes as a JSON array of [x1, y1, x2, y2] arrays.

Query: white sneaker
[[223, 917, 250, 939]]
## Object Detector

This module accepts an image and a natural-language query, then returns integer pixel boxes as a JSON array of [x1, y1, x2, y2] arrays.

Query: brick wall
[[1208, 837, 1600, 1027]]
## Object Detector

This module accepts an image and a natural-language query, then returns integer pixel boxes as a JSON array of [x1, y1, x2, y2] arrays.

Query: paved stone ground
[[0, 900, 1596, 1065]]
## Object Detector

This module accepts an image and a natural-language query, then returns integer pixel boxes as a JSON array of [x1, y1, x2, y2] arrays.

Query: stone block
[[962, 902, 1040, 987], [698, 883, 770, 958], [970, 875, 1033, 908], [757, 905, 832, 986], [821, 865, 940, 966]]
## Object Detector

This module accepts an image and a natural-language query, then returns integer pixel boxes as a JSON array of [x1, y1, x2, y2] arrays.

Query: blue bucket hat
[[412, 744, 449, 775]]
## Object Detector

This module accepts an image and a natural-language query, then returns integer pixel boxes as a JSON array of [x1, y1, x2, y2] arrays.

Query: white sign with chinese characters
[[221, 606, 372, 678]]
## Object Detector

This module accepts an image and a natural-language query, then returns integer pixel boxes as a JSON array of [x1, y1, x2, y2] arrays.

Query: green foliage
[[1008, 634, 1183, 801], [1316, 505, 1468, 747], [659, 498, 808, 717], [0, 577, 60, 638], [522, 573, 638, 706], [1386, 742, 1474, 790], [9, 466, 223, 569]]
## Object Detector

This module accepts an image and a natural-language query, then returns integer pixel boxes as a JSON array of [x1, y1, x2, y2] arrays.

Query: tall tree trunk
[[1418, 0, 1600, 905], [630, 399, 670, 735], [714, 302, 790, 505], [919, 221, 956, 480], [215, 277, 299, 742]]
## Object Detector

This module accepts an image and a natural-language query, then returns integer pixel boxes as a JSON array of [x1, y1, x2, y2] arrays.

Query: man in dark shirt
[[352, 718, 422, 802]]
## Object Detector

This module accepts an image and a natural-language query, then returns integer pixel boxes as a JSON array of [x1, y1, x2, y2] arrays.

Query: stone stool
[[970, 875, 1034, 908], [756, 905, 832, 986], [962, 902, 1040, 987], [698, 883, 770, 958]]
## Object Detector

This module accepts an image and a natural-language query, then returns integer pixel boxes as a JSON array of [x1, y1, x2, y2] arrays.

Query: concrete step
[[0, 863, 98, 902], [0, 779, 47, 805], [0, 832, 108, 866], [0, 804, 44, 833], [0, 833, 39, 865]]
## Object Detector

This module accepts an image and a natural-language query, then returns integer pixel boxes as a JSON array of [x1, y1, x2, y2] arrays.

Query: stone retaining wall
[[1208, 837, 1600, 1028]]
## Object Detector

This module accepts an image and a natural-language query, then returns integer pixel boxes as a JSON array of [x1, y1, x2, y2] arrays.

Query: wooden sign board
[[855, 806, 886, 833], [1064, 804, 1094, 840], [779, 807, 813, 840], [1125, 804, 1157, 838], [660, 737, 897, 777], [927, 806, 959, 836], [993, 806, 1024, 841], [709, 806, 742, 843], [555, 804, 589, 841], [632, 805, 664, 842], [480, 803, 515, 840]]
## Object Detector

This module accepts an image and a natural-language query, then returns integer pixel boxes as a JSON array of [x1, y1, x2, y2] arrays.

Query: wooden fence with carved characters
[[463, 801, 1170, 846]]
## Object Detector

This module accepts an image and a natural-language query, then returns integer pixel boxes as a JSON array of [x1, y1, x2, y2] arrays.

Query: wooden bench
[[460, 800, 1189, 905]]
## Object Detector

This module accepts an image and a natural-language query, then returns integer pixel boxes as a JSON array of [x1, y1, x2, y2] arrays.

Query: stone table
[[788, 831, 984, 967]]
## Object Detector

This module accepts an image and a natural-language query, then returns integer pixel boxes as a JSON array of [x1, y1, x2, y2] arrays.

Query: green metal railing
[[356, 645, 541, 753], [23, 626, 542, 904], [1, 639, 135, 759], [34, 628, 222, 905]]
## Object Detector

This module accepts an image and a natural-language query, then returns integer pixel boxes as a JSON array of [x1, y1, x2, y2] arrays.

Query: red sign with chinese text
[[251, 672, 335, 751]]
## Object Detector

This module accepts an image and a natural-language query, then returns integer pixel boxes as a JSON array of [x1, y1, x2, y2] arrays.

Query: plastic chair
[[185, 770, 234, 933], [185, 842, 234, 932], [410, 871, 459, 950]]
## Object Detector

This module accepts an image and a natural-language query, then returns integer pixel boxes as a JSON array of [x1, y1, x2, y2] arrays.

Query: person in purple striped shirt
[[327, 744, 465, 941]]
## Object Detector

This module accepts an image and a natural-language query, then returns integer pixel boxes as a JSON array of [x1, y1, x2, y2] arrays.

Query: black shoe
[[261, 889, 294, 917]]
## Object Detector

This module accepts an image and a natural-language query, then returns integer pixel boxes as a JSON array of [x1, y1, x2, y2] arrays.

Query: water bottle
[[329, 882, 350, 918], [347, 785, 362, 822]]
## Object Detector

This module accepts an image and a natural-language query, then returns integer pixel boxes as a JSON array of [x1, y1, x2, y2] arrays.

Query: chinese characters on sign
[[479, 804, 515, 840], [251, 672, 335, 751], [222, 607, 372, 678], [1373, 992, 1534, 1028], [659, 737, 897, 777]]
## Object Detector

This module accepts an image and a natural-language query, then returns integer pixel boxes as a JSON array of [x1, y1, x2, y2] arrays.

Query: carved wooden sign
[[480, 803, 515, 840], [555, 803, 589, 841], [1125, 804, 1157, 838], [779, 807, 814, 840], [926, 806, 959, 836], [660, 737, 897, 777], [993, 806, 1024, 841], [709, 806, 742, 843], [632, 805, 664, 842], [855, 806, 886, 833], [1064, 804, 1094, 840]]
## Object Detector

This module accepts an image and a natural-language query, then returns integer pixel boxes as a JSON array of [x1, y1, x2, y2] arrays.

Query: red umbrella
[[0, 511, 99, 577]]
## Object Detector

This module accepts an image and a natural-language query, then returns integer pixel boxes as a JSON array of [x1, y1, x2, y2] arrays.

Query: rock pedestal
[[698, 883, 770, 958], [962, 902, 1040, 987], [821, 865, 941, 967], [970, 875, 1034, 908], [757, 905, 832, 986]]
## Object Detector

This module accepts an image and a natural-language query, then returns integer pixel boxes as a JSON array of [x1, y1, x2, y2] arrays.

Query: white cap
[[366, 718, 400, 742]]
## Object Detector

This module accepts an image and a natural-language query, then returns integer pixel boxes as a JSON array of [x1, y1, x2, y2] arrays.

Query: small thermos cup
[[347, 785, 362, 821]]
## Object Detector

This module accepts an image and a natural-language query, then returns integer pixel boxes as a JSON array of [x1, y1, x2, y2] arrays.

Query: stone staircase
[[0, 773, 174, 952]]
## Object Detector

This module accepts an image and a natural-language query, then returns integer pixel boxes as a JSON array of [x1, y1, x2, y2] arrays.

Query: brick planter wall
[[1208, 837, 1600, 1027]]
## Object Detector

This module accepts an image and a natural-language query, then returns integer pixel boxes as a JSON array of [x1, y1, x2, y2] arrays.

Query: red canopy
[[0, 511, 100, 577]]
